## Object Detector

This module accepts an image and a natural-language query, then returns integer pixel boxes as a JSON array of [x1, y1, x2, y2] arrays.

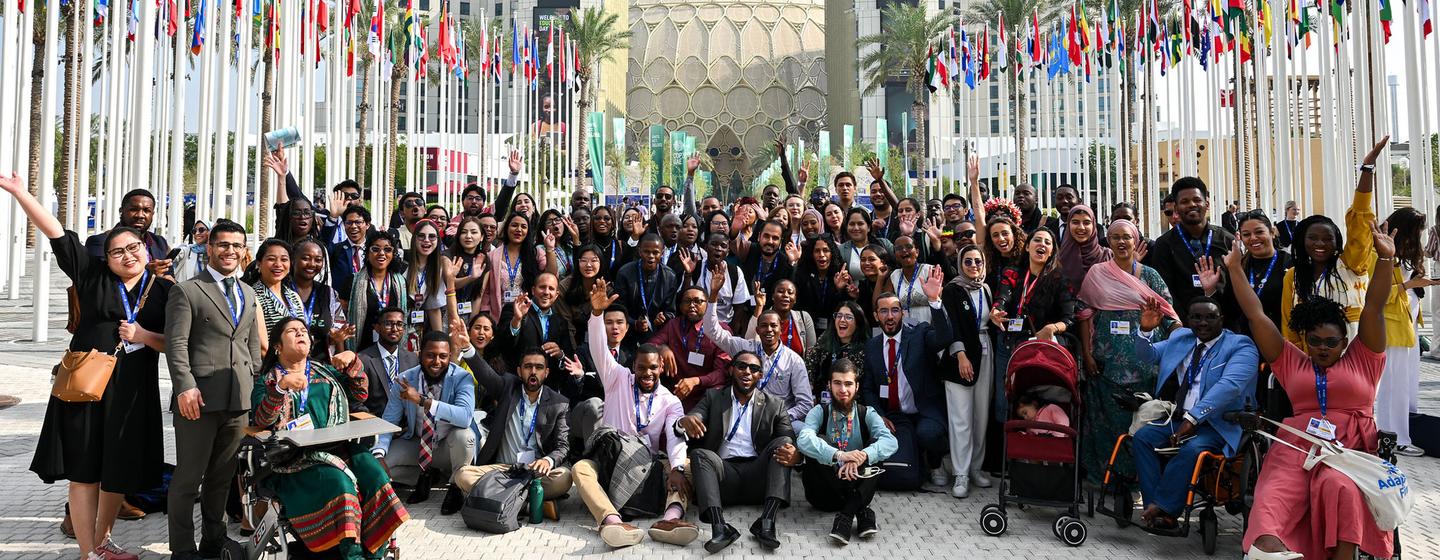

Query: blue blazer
[[374, 363, 481, 454], [861, 306, 953, 422], [328, 239, 364, 296], [1135, 328, 1259, 455]]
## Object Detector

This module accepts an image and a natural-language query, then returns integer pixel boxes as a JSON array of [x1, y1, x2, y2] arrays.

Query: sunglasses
[[342, 191, 361, 200], [733, 362, 763, 373], [962, 257, 984, 266], [402, 199, 424, 209], [1306, 335, 1344, 349], [1163, 210, 1175, 216]]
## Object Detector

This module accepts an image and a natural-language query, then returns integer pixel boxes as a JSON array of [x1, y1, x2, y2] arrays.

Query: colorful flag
[[191, 0, 207, 54], [997, 15, 1008, 70], [1030, 9, 1043, 64], [1379, 0, 1392, 43], [926, 46, 942, 92], [1422, 0, 1434, 38], [979, 28, 991, 80], [368, 0, 384, 57]]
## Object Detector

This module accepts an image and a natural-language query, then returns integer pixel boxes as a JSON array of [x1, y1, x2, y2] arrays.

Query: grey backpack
[[460, 466, 536, 534]]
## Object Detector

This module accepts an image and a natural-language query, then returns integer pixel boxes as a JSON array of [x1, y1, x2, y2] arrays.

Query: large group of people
[[6, 132, 1425, 560]]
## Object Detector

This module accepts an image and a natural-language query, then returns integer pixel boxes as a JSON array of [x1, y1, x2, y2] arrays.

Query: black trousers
[[801, 461, 879, 515], [690, 436, 793, 515]]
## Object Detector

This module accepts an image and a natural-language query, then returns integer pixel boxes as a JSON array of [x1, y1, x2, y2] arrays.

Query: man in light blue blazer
[[373, 331, 480, 506], [1130, 296, 1259, 530]]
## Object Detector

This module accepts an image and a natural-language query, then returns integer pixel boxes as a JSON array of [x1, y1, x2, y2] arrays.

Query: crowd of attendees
[[3, 133, 1426, 559]]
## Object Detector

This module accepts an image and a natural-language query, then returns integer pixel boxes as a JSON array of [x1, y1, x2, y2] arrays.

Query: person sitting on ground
[[674, 352, 802, 553], [561, 280, 699, 548], [354, 307, 418, 416], [372, 332, 480, 514], [251, 318, 409, 559], [1015, 392, 1073, 438], [796, 359, 898, 546]]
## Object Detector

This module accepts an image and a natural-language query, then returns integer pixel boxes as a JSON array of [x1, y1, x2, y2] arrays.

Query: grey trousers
[[690, 436, 793, 513], [168, 410, 246, 554], [385, 428, 476, 486]]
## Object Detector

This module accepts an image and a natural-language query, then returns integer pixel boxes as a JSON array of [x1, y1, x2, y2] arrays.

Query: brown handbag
[[51, 277, 155, 402]]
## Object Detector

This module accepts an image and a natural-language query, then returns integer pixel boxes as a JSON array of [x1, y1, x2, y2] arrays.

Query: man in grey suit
[[163, 220, 262, 559], [675, 351, 801, 553], [355, 307, 418, 415]]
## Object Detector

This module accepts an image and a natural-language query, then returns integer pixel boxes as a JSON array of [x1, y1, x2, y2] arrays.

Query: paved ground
[[0, 258, 1437, 559]]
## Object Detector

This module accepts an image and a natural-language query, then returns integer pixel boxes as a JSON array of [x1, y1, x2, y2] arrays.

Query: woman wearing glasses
[[171, 219, 211, 283], [804, 301, 870, 400], [347, 232, 410, 352], [5, 175, 171, 560]]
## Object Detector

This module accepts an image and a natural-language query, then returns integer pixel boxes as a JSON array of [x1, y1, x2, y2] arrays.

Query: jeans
[[1130, 420, 1225, 516]]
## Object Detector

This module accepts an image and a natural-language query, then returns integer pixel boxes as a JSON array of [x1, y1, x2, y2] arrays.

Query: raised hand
[[541, 230, 557, 249], [864, 158, 884, 182], [966, 153, 980, 186], [1135, 239, 1150, 263], [1139, 297, 1164, 332], [511, 293, 532, 328], [784, 242, 802, 266], [1223, 238, 1245, 273], [921, 265, 944, 300], [561, 354, 585, 378], [0, 175, 23, 196], [686, 154, 701, 175], [563, 217, 580, 241], [328, 323, 357, 348], [1372, 220, 1397, 259], [449, 316, 471, 351], [1363, 135, 1391, 166], [899, 213, 919, 236], [708, 260, 727, 300], [1196, 256, 1221, 294], [753, 281, 768, 310], [508, 150, 522, 175], [678, 250, 697, 275], [265, 150, 290, 179], [328, 191, 347, 216], [797, 163, 810, 186]]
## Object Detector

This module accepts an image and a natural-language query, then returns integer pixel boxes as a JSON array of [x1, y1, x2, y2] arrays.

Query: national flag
[[546, 23, 555, 78], [512, 21, 521, 77], [416, 24, 429, 80], [979, 28, 991, 80], [438, 0, 454, 66], [1030, 9, 1043, 64], [1379, 0, 1392, 43], [404, 0, 417, 52], [454, 19, 467, 80], [571, 37, 581, 89], [493, 36, 503, 84], [1067, 8, 1082, 64], [191, 0, 208, 54], [127, 0, 138, 40], [368, 0, 384, 57], [948, 27, 960, 83], [164, 0, 178, 35], [95, 0, 108, 24], [997, 15, 1008, 70], [1422, 0, 1434, 38], [926, 46, 942, 92]]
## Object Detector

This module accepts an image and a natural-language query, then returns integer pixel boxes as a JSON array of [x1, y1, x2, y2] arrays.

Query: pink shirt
[[1026, 404, 1071, 437], [587, 313, 688, 466]]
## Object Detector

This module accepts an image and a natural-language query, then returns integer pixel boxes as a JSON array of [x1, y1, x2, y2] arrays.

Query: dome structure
[[627, 0, 828, 195]]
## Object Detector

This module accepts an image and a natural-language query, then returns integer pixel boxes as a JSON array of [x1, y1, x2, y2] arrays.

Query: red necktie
[[887, 338, 900, 412], [351, 246, 362, 273]]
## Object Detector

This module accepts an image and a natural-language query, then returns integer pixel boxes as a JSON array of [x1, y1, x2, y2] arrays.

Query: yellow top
[[1279, 190, 1413, 348]]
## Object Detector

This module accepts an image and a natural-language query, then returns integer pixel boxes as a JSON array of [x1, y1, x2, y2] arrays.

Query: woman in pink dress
[[1225, 220, 1397, 560]]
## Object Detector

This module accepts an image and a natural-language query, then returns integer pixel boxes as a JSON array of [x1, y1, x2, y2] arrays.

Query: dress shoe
[[60, 509, 75, 539], [598, 522, 644, 548], [440, 484, 464, 515], [828, 514, 853, 545], [951, 476, 970, 499], [855, 507, 879, 538], [169, 552, 206, 560], [703, 523, 740, 553], [116, 500, 146, 520], [1244, 545, 1304, 560], [648, 518, 699, 546], [199, 537, 240, 559], [406, 473, 432, 504], [971, 470, 993, 488], [543, 500, 559, 521], [749, 517, 781, 550]]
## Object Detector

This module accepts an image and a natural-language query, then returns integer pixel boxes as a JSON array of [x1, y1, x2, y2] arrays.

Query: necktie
[[611, 348, 618, 359], [222, 277, 239, 326], [887, 338, 900, 412], [385, 355, 398, 384], [351, 246, 362, 273], [418, 382, 434, 470], [1173, 342, 1204, 422]]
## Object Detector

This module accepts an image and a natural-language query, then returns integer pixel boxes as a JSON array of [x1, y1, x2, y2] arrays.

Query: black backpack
[[460, 466, 537, 534], [819, 403, 874, 449]]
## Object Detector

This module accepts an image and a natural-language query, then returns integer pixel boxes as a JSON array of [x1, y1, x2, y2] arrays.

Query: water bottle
[[263, 127, 301, 151], [527, 478, 544, 524]]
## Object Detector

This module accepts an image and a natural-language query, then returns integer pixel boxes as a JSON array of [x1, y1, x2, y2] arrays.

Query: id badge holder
[[1191, 274, 1203, 288], [820, 390, 832, 404], [503, 289, 520, 303], [879, 385, 890, 399], [687, 352, 705, 366], [409, 310, 426, 324], [1110, 321, 1132, 336], [516, 450, 537, 465], [816, 318, 829, 332], [1007, 318, 1025, 332], [1306, 417, 1337, 441], [284, 414, 314, 431], [457, 301, 474, 315]]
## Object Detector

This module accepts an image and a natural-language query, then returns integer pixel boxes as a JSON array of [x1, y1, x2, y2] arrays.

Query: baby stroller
[[979, 339, 1087, 546]]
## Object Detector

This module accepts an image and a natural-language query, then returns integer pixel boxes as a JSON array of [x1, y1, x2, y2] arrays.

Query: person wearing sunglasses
[[1230, 221, 1398, 560], [938, 245, 993, 498], [347, 231, 411, 353]]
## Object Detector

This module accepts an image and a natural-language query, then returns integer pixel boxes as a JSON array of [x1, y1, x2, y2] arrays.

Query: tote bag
[[1255, 417, 1414, 531]]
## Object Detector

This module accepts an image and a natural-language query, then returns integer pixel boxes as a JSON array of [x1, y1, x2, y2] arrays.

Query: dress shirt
[[498, 391, 544, 465], [721, 392, 756, 460], [797, 403, 898, 465], [882, 331, 917, 414], [377, 344, 400, 383], [588, 314, 688, 466], [208, 265, 246, 317], [704, 303, 815, 429], [1176, 338, 1217, 413]]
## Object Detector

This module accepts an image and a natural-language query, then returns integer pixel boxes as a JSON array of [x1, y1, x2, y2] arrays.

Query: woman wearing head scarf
[[1075, 219, 1181, 483], [1057, 205, 1111, 292]]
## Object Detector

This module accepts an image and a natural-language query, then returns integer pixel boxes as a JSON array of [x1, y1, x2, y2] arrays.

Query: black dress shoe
[[406, 472, 433, 505], [197, 537, 238, 559], [855, 507, 878, 538], [703, 523, 740, 554], [749, 517, 781, 550], [170, 551, 206, 560], [829, 513, 853, 545], [440, 483, 464, 515]]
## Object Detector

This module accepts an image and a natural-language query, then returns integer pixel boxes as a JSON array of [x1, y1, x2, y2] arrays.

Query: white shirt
[[721, 391, 756, 460], [377, 344, 400, 384], [1175, 337, 1217, 412], [208, 265, 246, 319], [882, 331, 918, 414], [697, 261, 751, 324]]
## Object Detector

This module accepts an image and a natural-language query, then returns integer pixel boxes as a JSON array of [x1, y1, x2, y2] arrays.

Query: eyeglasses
[[210, 241, 245, 253], [291, 209, 315, 218], [833, 313, 855, 322], [732, 362, 762, 373], [193, 226, 209, 233], [378, 320, 406, 329], [342, 191, 361, 201], [463, 195, 484, 203], [958, 230, 977, 238], [368, 246, 395, 254], [344, 219, 368, 227], [1306, 335, 1344, 349], [416, 233, 439, 242], [106, 242, 145, 259], [1163, 210, 1175, 216], [962, 257, 984, 266], [944, 203, 964, 210]]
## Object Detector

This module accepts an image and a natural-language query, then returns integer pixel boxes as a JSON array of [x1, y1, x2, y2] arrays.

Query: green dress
[[252, 363, 409, 559], [1079, 265, 1178, 484]]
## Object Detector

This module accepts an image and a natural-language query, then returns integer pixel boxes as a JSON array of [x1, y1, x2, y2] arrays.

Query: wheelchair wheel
[[219, 539, 248, 560], [980, 505, 1007, 536], [1111, 482, 1133, 528], [1059, 517, 1087, 546], [1199, 507, 1218, 555]]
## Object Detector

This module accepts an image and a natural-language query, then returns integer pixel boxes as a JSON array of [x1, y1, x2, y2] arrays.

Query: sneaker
[[598, 522, 645, 548], [828, 513, 853, 545], [855, 507, 879, 539], [1396, 445, 1426, 457], [648, 518, 699, 546], [929, 467, 949, 487], [951, 476, 970, 499], [94, 539, 140, 560], [971, 470, 993, 488]]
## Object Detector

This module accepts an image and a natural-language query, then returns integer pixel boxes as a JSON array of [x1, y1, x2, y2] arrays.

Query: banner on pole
[[670, 131, 687, 188], [875, 118, 888, 173], [612, 117, 626, 195], [587, 111, 605, 193], [842, 125, 853, 170], [818, 131, 831, 174], [649, 125, 665, 189], [899, 112, 910, 196]]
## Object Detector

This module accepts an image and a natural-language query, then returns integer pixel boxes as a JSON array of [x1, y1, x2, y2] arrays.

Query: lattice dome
[[627, 0, 829, 192]]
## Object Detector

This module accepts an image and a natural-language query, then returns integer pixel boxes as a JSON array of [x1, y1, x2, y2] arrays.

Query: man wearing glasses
[[318, 180, 365, 244], [450, 184, 488, 237], [389, 192, 427, 249], [356, 307, 418, 417], [329, 206, 372, 294]]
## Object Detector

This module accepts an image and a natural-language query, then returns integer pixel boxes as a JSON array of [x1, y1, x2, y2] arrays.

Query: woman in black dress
[[7, 176, 169, 560]]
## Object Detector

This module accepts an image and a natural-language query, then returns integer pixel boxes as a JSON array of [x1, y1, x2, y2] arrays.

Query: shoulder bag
[[51, 277, 155, 402]]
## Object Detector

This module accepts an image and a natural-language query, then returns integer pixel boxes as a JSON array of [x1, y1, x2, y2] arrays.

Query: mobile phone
[[165, 248, 182, 260]]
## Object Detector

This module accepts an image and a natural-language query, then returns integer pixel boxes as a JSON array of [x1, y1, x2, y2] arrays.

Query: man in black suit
[[675, 352, 801, 553], [329, 205, 371, 294], [355, 307, 417, 415], [499, 272, 596, 403], [1221, 201, 1240, 234], [614, 233, 681, 340], [862, 267, 952, 492], [1148, 178, 1234, 324]]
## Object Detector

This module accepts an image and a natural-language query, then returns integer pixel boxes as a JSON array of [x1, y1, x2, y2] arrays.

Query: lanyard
[[521, 393, 541, 447], [633, 386, 657, 429], [608, 238, 618, 270], [757, 256, 778, 285], [1175, 226, 1214, 261], [680, 320, 705, 353], [117, 272, 150, 323], [370, 273, 391, 308], [1313, 364, 1328, 419], [725, 396, 752, 441], [504, 247, 522, 287], [221, 277, 243, 327], [637, 267, 656, 317], [535, 306, 551, 340], [900, 265, 920, 304], [831, 406, 855, 451], [756, 342, 784, 391], [1185, 342, 1215, 388], [971, 288, 988, 330], [784, 316, 797, 348], [416, 270, 427, 299], [817, 276, 829, 305], [1017, 270, 1041, 315], [662, 245, 676, 264], [283, 360, 313, 414], [1249, 254, 1279, 292]]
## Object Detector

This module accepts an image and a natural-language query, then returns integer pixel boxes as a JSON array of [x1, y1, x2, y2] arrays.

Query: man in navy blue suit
[[1129, 296, 1259, 530], [328, 205, 371, 294], [861, 266, 952, 491]]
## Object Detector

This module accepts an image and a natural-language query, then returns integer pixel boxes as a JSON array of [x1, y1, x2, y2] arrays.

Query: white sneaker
[[951, 476, 970, 498], [970, 471, 993, 488], [929, 467, 949, 487], [1396, 445, 1426, 457], [1244, 545, 1304, 560]]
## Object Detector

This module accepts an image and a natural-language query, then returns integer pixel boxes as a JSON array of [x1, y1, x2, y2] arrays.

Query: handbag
[[51, 278, 155, 402], [1254, 417, 1414, 531]]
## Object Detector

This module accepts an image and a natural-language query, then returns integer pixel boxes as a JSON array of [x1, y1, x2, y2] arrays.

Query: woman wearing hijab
[[1056, 205, 1111, 292], [1075, 219, 1181, 482]]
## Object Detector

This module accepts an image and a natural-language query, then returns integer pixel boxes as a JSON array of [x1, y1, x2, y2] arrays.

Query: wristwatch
[[1359, 164, 1376, 173]]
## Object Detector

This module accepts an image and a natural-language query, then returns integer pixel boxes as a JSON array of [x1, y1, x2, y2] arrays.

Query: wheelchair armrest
[[1222, 410, 1265, 432]]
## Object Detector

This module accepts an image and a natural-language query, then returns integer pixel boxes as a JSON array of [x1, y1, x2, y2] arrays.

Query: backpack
[[460, 466, 537, 534], [819, 403, 873, 449]]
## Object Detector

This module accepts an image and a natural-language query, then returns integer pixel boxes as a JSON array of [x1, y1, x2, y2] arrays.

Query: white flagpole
[[213, 2, 234, 220], [75, 0, 96, 237], [29, 0, 62, 336], [170, 22, 187, 243]]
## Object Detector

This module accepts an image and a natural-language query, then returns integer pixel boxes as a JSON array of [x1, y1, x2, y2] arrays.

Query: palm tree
[[968, 0, 1058, 186], [565, 6, 631, 185], [857, 5, 957, 188]]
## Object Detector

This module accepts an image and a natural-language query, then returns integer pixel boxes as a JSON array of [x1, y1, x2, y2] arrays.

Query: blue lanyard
[[522, 394, 540, 447], [680, 320, 705, 353], [757, 256, 779, 285], [1185, 343, 1215, 388], [971, 288, 988, 330], [756, 343, 784, 391], [535, 306, 551, 340], [117, 272, 150, 323], [633, 385, 657, 429], [221, 278, 243, 327], [1175, 226, 1213, 261], [725, 396, 752, 441], [1249, 254, 1279, 292], [284, 360, 313, 414], [416, 270, 427, 298], [370, 274, 391, 308], [662, 245, 675, 264], [608, 239, 618, 270], [900, 265, 921, 304], [504, 247, 522, 286], [1313, 364, 1328, 419], [638, 267, 657, 317]]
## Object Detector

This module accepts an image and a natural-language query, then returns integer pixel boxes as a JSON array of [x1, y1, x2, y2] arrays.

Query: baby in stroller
[[1017, 392, 1071, 437]]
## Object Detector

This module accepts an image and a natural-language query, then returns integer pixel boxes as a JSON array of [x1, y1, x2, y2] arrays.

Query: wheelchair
[[1089, 398, 1266, 555], [228, 417, 402, 560]]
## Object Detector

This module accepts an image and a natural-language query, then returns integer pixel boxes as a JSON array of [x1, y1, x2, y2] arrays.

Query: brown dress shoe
[[116, 500, 146, 520], [648, 518, 699, 546]]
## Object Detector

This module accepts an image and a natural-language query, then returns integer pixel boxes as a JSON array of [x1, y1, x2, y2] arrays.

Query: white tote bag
[[1256, 418, 1414, 531]]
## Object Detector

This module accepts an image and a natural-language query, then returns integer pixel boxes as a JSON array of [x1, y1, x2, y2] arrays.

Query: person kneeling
[[675, 352, 802, 553], [1129, 296, 1258, 530], [797, 359, 897, 545], [254, 318, 410, 558]]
